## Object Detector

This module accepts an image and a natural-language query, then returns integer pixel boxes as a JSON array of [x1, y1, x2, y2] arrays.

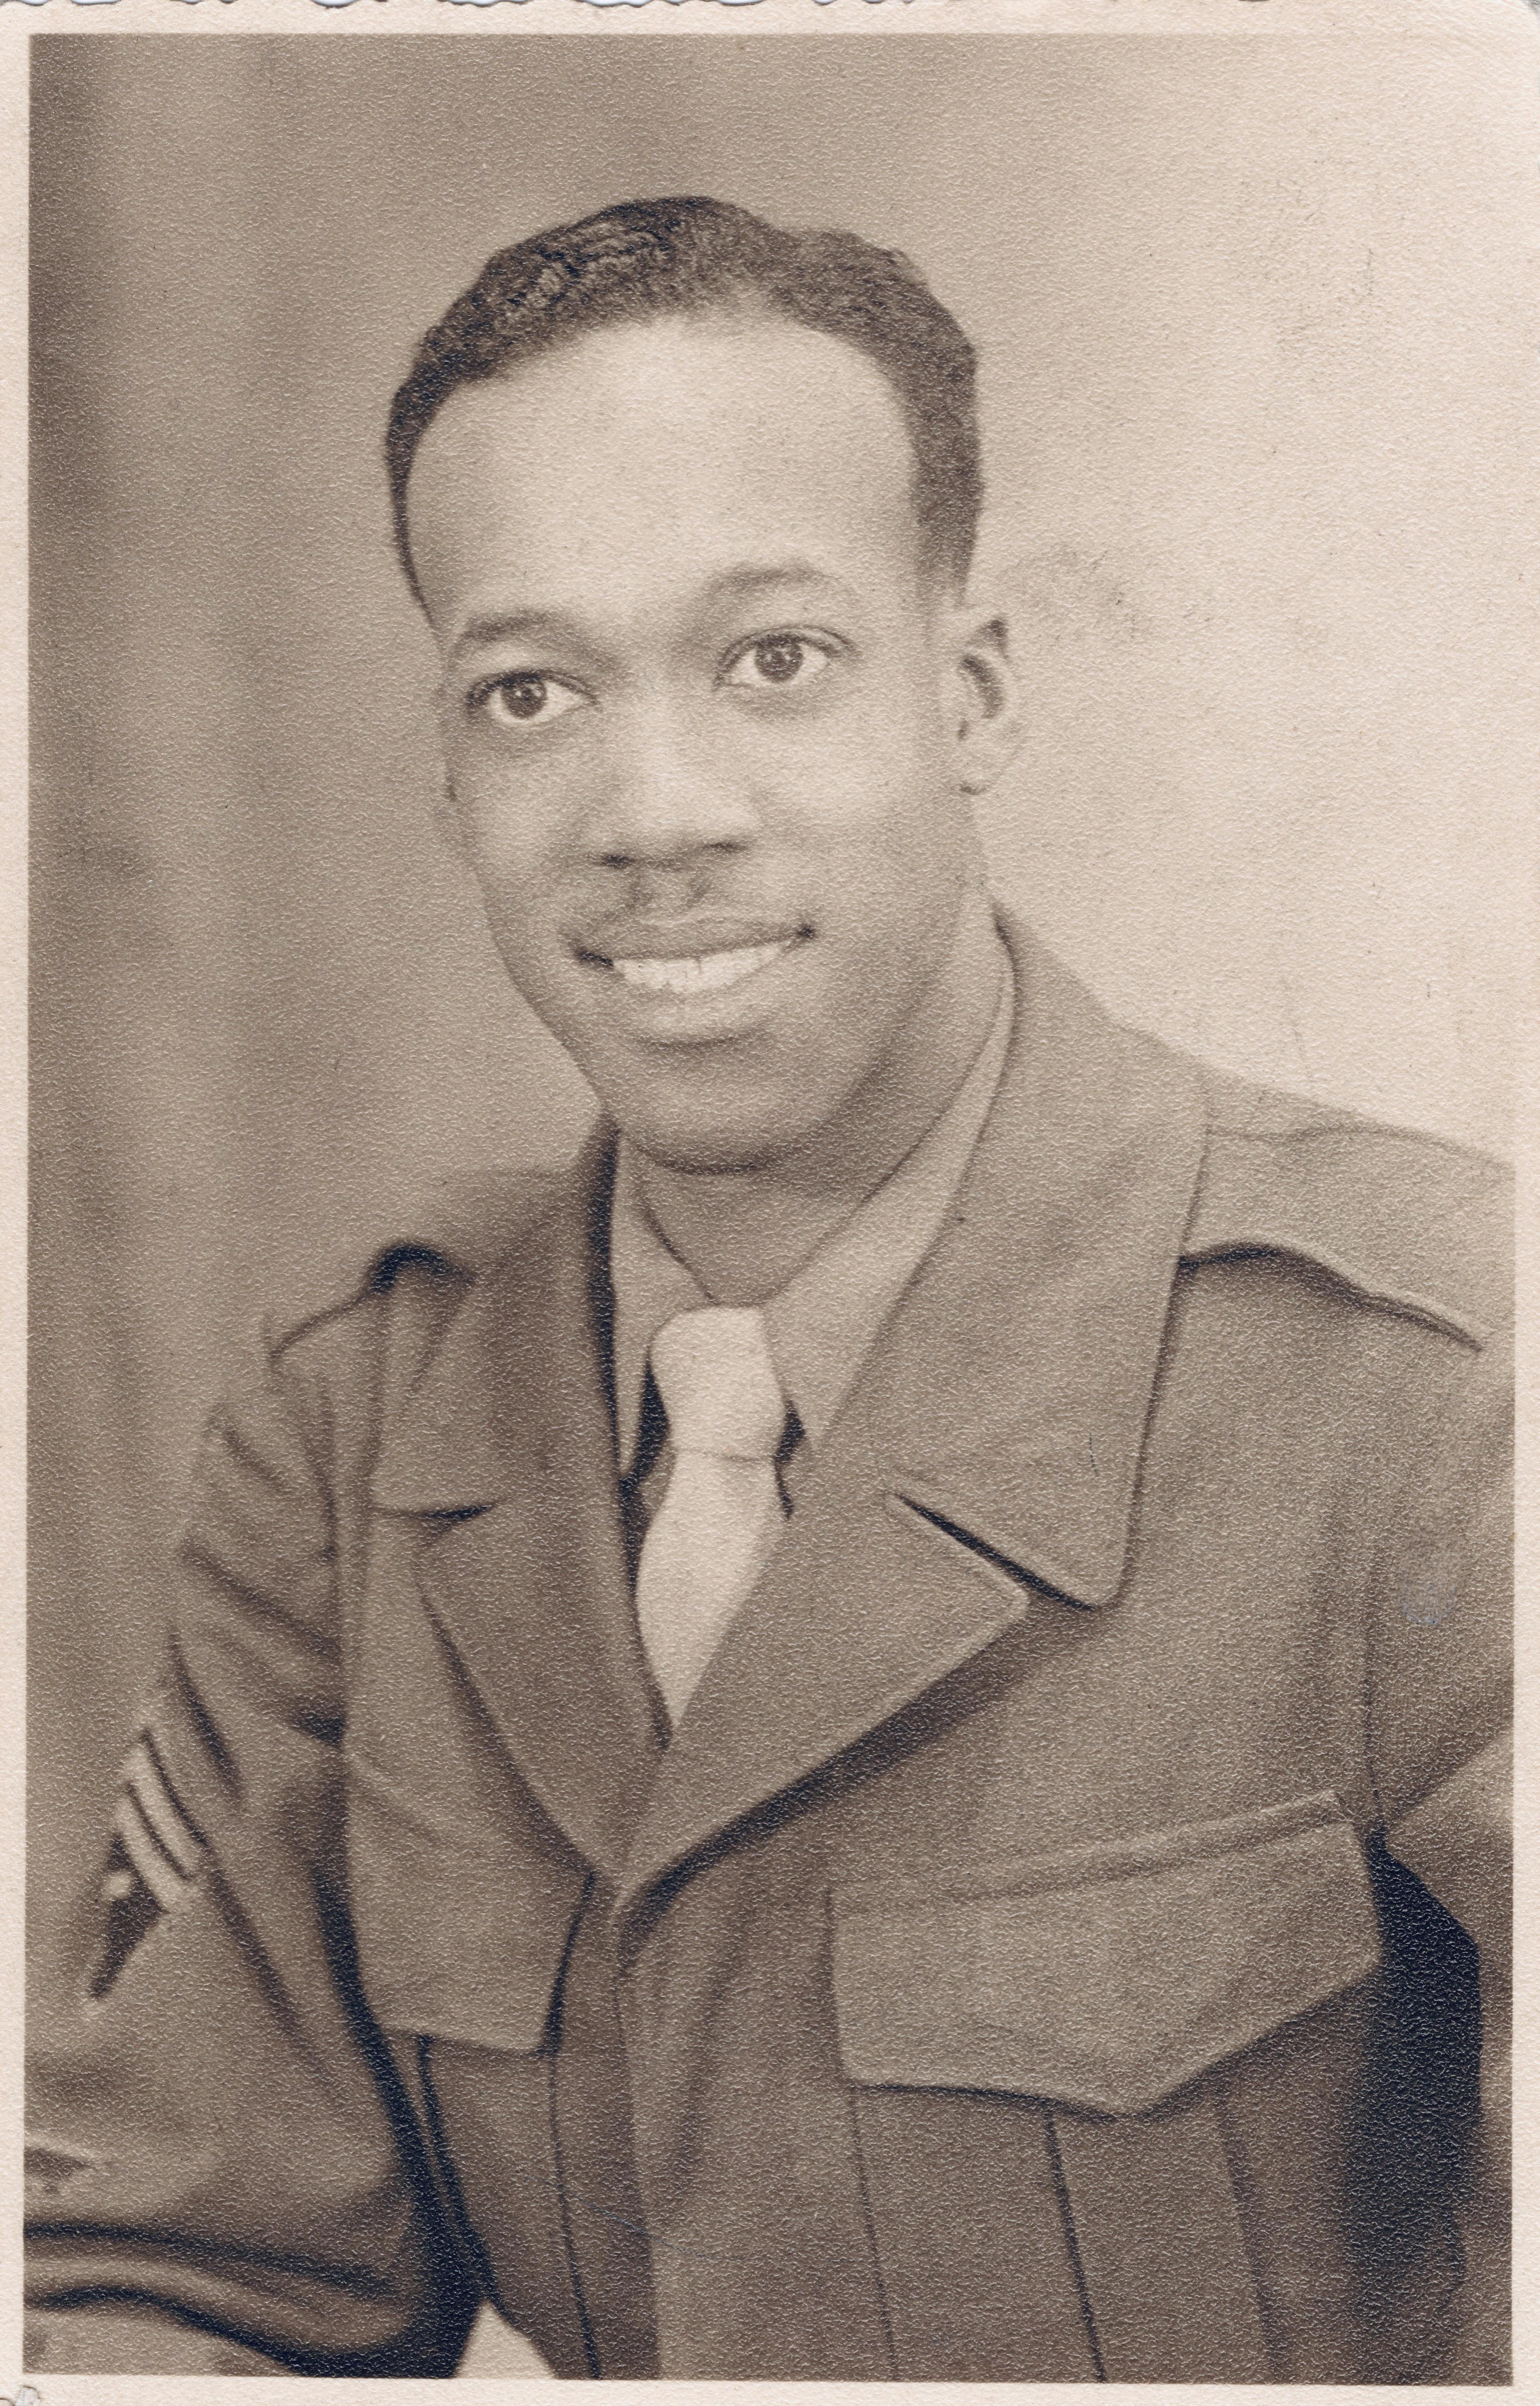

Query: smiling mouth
[[601, 938, 798, 999]]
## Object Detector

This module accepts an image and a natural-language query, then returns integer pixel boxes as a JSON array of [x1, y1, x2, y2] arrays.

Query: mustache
[[435, 783, 808, 947], [573, 914, 811, 964]]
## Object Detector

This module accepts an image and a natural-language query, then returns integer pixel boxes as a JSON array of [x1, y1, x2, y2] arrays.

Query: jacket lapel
[[365, 926, 1208, 1910], [616, 928, 1208, 1910], [870, 930, 1209, 1605], [613, 1403, 1033, 1917], [369, 1140, 661, 1886]]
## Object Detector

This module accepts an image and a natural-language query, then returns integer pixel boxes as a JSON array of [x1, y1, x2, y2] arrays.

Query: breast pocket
[[831, 1791, 1382, 2383], [346, 1743, 587, 2051]]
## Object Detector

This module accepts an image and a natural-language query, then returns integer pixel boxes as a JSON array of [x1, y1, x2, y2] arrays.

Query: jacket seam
[[1201, 1116, 1507, 1171], [545, 1882, 604, 2378], [411, 2038, 509, 2330], [1042, 2109, 1106, 2380], [1359, 1383, 1479, 1838]]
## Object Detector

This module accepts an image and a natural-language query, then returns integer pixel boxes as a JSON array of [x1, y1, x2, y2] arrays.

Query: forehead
[[404, 312, 924, 635]]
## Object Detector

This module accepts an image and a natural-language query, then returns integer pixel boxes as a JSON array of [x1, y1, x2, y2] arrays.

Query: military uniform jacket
[[26, 929, 1512, 2383]]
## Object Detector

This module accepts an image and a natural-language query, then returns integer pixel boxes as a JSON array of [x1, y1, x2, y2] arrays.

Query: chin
[[620, 1121, 786, 1178], [613, 1088, 819, 1179]]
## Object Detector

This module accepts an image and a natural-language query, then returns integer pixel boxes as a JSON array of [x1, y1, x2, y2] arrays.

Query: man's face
[[407, 310, 1014, 1175]]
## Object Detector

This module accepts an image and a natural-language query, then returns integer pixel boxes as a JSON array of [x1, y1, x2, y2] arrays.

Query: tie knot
[[649, 1307, 786, 1461]]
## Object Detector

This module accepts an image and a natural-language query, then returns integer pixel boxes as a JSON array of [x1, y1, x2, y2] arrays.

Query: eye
[[722, 634, 833, 694], [472, 671, 587, 732]]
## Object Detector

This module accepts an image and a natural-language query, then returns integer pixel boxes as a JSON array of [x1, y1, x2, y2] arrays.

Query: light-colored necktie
[[635, 1306, 789, 1723]]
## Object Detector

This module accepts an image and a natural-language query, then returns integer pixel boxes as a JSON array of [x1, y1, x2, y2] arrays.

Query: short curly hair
[[386, 195, 982, 607]]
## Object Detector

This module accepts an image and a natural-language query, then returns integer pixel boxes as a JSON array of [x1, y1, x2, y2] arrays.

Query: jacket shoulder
[[1181, 1067, 1511, 1348], [260, 1166, 571, 1362]]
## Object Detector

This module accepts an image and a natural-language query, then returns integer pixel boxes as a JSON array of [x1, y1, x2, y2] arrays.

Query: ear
[[942, 602, 1024, 795]]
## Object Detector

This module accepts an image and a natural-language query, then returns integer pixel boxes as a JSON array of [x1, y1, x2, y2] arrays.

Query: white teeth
[[610, 940, 793, 998]]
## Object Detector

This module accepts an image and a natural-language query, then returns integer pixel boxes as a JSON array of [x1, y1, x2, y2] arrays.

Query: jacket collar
[[862, 923, 1207, 1609], [369, 918, 1207, 1899], [371, 1132, 665, 1884]]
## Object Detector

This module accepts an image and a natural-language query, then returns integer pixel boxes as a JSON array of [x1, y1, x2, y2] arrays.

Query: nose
[[585, 692, 760, 871]]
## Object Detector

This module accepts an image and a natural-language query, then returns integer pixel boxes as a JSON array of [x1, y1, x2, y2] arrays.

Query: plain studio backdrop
[[29, 19, 1531, 1978]]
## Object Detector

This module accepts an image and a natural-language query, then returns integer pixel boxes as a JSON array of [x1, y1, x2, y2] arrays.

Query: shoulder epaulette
[[261, 1166, 569, 1357], [1182, 1085, 1510, 1348]]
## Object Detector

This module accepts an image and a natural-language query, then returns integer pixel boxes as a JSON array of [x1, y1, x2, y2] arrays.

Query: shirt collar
[[610, 939, 1015, 1475]]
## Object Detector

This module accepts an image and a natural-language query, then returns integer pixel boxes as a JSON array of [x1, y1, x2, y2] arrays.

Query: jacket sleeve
[[1367, 1320, 1512, 2385], [25, 1314, 479, 2377]]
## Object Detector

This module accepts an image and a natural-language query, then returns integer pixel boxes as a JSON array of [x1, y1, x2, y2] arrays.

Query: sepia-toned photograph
[[24, 10, 1527, 2385]]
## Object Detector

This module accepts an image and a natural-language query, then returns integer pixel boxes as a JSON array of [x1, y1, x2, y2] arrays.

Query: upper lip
[[575, 916, 809, 963]]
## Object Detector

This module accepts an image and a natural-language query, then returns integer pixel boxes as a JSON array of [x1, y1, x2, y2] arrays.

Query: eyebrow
[[448, 609, 590, 670], [698, 560, 858, 608], [447, 561, 858, 670]]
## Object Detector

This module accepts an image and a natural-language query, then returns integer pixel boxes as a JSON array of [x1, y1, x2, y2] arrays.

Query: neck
[[634, 890, 1005, 1306]]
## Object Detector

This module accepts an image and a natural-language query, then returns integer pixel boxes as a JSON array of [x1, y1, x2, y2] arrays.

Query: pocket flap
[[347, 1747, 588, 2052], [833, 1791, 1381, 2116]]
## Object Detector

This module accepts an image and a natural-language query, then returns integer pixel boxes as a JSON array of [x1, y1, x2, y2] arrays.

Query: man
[[26, 196, 1510, 2383]]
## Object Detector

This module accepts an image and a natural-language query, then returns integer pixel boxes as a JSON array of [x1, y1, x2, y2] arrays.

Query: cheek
[[776, 682, 945, 838], [810, 726, 972, 895], [450, 793, 579, 999], [450, 753, 568, 893]]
